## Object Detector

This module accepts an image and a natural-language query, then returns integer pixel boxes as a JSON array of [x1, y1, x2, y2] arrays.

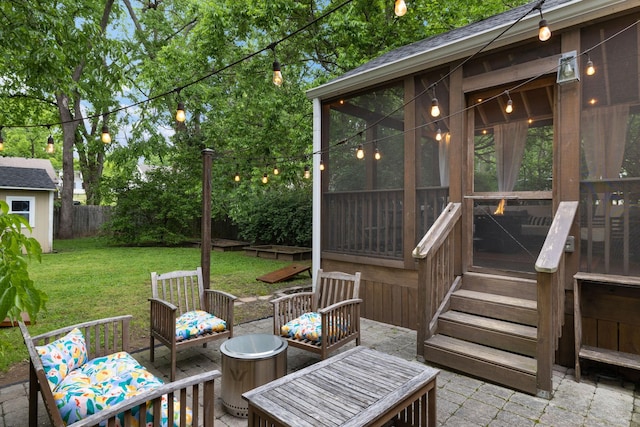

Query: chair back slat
[[316, 269, 361, 309], [151, 267, 205, 315]]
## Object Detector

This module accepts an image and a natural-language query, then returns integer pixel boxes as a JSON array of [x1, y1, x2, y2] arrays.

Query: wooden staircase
[[423, 271, 539, 394]]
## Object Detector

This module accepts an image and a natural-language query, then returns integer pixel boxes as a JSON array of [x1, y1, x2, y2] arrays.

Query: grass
[[0, 237, 312, 374]]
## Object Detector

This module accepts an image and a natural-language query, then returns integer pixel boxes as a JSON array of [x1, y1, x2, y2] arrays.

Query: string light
[[356, 144, 364, 159], [273, 165, 280, 175], [374, 147, 381, 160], [394, 0, 407, 17], [0, 127, 4, 151], [262, 173, 268, 184], [436, 127, 442, 141], [537, 4, 551, 42], [505, 91, 513, 114], [304, 165, 310, 179], [430, 87, 441, 117], [319, 158, 325, 171], [101, 125, 111, 144], [46, 128, 54, 154], [176, 101, 186, 123], [585, 56, 595, 76], [234, 171, 241, 182]]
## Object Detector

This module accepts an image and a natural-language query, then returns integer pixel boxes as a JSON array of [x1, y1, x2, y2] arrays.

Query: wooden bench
[[20, 315, 220, 427], [573, 272, 640, 381]]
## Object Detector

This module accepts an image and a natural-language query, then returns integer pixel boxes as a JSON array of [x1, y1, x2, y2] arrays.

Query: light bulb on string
[[430, 97, 440, 117], [319, 158, 325, 171], [537, 5, 551, 42], [505, 91, 513, 114], [394, 0, 407, 17], [0, 127, 4, 151], [304, 165, 310, 179], [436, 127, 442, 141], [374, 147, 381, 160], [273, 61, 283, 86], [273, 165, 279, 175], [234, 171, 240, 182], [101, 125, 111, 144], [356, 144, 364, 159], [586, 57, 595, 76], [262, 173, 268, 184], [176, 101, 186, 123], [46, 134, 54, 154]]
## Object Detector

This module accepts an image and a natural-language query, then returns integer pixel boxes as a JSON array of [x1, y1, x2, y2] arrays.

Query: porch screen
[[323, 84, 404, 259]]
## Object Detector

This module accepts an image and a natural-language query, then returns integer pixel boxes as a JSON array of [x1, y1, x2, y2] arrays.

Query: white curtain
[[494, 121, 529, 192], [582, 104, 629, 179], [439, 133, 450, 187]]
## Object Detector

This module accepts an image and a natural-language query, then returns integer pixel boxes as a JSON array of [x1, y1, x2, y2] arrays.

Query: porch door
[[466, 80, 555, 274]]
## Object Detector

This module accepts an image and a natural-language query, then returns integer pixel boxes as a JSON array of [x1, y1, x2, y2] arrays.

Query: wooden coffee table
[[243, 346, 438, 427]]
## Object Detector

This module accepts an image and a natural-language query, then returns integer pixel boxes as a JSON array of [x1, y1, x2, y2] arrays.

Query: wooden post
[[201, 149, 213, 289]]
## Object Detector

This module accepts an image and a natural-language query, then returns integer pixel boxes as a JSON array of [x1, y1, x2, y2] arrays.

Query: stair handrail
[[413, 202, 462, 358], [534, 200, 578, 398]]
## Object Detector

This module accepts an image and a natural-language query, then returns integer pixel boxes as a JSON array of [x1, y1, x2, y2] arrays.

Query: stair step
[[424, 334, 537, 394], [451, 289, 537, 326], [439, 311, 537, 357], [462, 271, 537, 300]]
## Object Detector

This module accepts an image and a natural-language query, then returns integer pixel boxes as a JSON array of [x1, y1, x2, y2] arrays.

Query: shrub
[[233, 187, 312, 247]]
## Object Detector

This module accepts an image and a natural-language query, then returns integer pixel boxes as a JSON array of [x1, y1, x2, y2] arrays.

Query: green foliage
[[0, 201, 47, 323], [233, 186, 312, 247], [104, 166, 201, 246]]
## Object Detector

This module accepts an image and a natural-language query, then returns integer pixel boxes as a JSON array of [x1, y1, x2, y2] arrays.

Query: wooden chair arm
[[149, 298, 177, 343], [71, 370, 221, 427], [318, 298, 363, 315], [271, 292, 315, 333]]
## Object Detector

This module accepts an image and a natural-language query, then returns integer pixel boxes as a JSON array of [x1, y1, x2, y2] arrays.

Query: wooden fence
[[54, 205, 112, 238]]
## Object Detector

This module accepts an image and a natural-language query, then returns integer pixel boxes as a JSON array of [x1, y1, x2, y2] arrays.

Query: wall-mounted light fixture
[[557, 51, 580, 84]]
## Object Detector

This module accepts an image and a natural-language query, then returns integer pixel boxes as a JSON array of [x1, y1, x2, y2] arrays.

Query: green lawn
[[0, 237, 312, 373]]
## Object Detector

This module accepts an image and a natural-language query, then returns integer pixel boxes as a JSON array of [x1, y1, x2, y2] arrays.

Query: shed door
[[467, 79, 555, 274]]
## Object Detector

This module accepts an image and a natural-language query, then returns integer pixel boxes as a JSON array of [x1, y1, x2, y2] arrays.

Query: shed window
[[7, 196, 36, 227]]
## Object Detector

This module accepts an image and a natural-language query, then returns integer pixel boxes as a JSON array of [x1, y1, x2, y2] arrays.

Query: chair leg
[[171, 350, 177, 382], [149, 336, 155, 362]]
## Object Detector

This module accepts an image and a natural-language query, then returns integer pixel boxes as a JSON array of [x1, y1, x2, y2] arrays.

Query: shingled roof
[[0, 166, 56, 191], [307, 0, 614, 99]]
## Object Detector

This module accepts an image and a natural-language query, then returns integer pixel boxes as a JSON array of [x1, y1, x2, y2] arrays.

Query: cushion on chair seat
[[53, 351, 192, 426], [280, 312, 348, 343], [175, 310, 226, 341]]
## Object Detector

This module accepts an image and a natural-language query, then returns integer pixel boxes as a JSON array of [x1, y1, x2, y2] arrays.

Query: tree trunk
[[56, 93, 80, 239]]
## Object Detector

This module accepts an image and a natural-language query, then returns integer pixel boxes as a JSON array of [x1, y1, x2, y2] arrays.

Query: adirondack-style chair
[[150, 267, 236, 381], [271, 269, 362, 359]]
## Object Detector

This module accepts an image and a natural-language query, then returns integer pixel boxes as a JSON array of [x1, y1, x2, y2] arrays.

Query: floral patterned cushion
[[36, 328, 88, 391], [175, 310, 226, 341], [280, 312, 348, 343], [53, 351, 191, 426]]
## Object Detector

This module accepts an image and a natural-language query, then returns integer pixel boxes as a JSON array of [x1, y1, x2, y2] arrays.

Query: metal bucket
[[220, 334, 288, 417]]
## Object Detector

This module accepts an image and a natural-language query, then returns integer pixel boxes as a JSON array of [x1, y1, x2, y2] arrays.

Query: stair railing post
[[536, 270, 553, 398]]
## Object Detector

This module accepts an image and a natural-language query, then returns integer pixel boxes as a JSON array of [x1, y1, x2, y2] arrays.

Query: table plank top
[[243, 346, 439, 427]]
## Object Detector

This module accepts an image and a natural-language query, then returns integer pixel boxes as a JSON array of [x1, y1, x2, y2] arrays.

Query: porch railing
[[412, 202, 462, 358], [323, 187, 449, 259], [534, 200, 578, 398], [580, 177, 640, 275]]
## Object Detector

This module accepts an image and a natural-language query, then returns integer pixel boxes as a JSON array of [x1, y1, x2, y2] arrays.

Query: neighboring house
[[307, 0, 640, 396], [0, 157, 57, 253]]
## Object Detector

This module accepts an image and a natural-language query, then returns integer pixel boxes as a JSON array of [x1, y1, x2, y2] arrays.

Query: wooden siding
[[322, 259, 418, 330]]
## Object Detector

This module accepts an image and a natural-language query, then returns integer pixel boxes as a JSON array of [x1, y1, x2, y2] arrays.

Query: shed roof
[[0, 166, 57, 191], [307, 0, 632, 100], [0, 157, 58, 183]]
